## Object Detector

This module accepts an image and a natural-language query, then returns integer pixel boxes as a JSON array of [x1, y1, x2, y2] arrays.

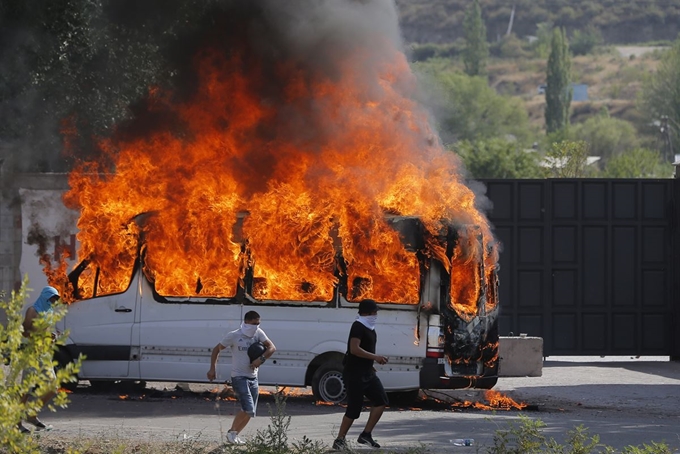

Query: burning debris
[[423, 390, 528, 412]]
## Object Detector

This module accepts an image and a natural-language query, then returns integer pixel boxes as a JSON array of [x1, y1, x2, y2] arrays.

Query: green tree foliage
[[396, 0, 680, 45], [0, 0, 218, 172], [640, 39, 680, 153], [0, 280, 81, 452], [532, 22, 554, 59], [462, 0, 488, 76], [545, 140, 589, 177], [570, 115, 638, 161], [570, 26, 601, 56], [416, 68, 533, 144], [545, 27, 571, 134], [602, 148, 672, 178], [454, 139, 545, 179]]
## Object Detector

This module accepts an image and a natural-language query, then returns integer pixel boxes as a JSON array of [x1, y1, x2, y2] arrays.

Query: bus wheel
[[53, 348, 79, 392], [312, 362, 346, 404]]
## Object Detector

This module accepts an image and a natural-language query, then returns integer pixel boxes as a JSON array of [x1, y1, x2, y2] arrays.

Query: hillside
[[396, 0, 680, 44], [490, 48, 661, 128]]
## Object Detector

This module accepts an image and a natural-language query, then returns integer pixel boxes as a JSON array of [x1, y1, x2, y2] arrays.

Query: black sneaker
[[332, 438, 347, 450], [357, 432, 380, 448]]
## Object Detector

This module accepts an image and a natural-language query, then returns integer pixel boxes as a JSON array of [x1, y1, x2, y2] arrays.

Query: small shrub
[[221, 388, 326, 454], [0, 279, 82, 453], [487, 416, 674, 454]]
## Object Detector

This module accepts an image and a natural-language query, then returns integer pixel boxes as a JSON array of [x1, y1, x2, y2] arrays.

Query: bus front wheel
[[312, 362, 346, 404]]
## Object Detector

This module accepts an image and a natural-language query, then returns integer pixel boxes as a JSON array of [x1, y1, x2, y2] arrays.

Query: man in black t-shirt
[[333, 299, 389, 450]]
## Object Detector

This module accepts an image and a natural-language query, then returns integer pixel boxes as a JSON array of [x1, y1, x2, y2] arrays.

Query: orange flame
[[450, 390, 527, 411], [57, 43, 497, 302]]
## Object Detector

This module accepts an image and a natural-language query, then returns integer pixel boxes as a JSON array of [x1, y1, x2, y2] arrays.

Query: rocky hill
[[396, 0, 680, 44]]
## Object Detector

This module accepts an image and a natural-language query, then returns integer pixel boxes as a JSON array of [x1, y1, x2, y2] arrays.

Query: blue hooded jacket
[[33, 286, 60, 314]]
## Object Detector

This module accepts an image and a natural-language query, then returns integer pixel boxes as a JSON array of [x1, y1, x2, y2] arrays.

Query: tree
[[462, 0, 488, 76], [545, 140, 589, 178], [0, 280, 81, 452], [0, 0, 219, 172], [532, 22, 553, 59], [416, 69, 533, 144], [454, 139, 545, 179], [602, 148, 673, 178], [640, 38, 680, 160], [570, 115, 638, 162], [570, 26, 601, 56], [545, 27, 572, 134]]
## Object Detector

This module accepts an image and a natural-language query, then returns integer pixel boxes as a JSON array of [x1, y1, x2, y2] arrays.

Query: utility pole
[[506, 5, 516, 36], [660, 115, 674, 163]]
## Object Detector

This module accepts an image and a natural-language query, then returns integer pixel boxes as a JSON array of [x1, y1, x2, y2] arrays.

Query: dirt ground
[[6, 357, 680, 452]]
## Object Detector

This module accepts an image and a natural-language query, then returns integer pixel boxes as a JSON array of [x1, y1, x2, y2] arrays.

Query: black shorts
[[343, 371, 389, 420]]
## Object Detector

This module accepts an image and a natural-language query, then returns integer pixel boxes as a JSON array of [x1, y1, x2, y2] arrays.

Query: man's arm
[[251, 339, 276, 368], [22, 307, 38, 338], [206, 343, 226, 381], [349, 337, 388, 365]]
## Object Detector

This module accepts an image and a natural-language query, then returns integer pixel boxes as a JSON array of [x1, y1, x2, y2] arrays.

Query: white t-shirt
[[219, 327, 270, 379]]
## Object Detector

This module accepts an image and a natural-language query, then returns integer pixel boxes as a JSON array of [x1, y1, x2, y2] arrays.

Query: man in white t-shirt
[[207, 310, 276, 444]]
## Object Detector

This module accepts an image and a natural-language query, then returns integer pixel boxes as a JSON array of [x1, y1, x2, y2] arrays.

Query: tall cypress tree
[[545, 27, 572, 134], [462, 0, 488, 77]]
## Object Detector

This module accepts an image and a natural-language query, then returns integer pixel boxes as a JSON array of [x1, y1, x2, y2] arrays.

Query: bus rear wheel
[[312, 362, 346, 404]]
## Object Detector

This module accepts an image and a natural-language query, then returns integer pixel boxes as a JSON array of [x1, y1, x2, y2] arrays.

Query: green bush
[[454, 139, 545, 179], [570, 115, 638, 161], [487, 415, 674, 454], [419, 71, 534, 144], [570, 27, 602, 56], [602, 148, 673, 178], [0, 279, 82, 453]]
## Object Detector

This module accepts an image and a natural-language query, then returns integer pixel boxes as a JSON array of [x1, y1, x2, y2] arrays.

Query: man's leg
[[336, 376, 361, 443], [358, 374, 388, 446], [231, 377, 257, 433], [362, 404, 385, 434], [337, 415, 354, 439], [40, 389, 58, 406], [230, 410, 251, 433]]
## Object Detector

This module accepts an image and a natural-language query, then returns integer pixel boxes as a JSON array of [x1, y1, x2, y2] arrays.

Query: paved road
[[27, 359, 680, 452]]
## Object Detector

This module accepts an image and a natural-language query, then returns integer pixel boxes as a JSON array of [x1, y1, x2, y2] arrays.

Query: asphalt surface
[[14, 357, 680, 453]]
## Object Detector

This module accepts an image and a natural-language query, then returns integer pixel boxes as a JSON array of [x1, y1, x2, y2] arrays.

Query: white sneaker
[[235, 435, 246, 445], [227, 431, 239, 444]]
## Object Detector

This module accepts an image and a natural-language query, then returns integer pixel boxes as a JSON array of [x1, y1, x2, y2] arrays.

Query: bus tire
[[53, 348, 79, 392], [312, 361, 346, 403]]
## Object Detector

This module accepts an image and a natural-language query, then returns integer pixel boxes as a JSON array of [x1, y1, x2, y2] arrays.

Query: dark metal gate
[[483, 179, 678, 357]]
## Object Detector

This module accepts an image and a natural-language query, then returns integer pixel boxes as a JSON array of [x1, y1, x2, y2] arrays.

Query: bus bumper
[[419, 358, 498, 390]]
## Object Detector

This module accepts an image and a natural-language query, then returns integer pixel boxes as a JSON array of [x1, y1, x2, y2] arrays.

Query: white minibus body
[[55, 218, 499, 402]]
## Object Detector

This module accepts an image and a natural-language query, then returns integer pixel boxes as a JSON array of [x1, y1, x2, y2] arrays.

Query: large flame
[[59, 41, 497, 305]]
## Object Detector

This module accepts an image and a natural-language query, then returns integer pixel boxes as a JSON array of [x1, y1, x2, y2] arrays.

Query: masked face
[[364, 315, 378, 328], [240, 321, 260, 337]]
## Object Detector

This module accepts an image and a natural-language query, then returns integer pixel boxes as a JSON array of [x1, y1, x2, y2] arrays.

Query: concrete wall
[[499, 336, 543, 377], [0, 172, 69, 325]]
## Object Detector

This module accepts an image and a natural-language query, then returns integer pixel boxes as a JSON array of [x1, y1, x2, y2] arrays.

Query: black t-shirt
[[344, 321, 377, 377]]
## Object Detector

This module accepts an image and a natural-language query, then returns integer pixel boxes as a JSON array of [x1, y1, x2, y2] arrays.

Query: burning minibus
[[40, 0, 503, 402], [53, 214, 498, 402]]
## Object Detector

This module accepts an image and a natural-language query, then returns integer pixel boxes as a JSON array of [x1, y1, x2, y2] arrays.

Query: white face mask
[[357, 315, 378, 330], [240, 322, 259, 337]]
